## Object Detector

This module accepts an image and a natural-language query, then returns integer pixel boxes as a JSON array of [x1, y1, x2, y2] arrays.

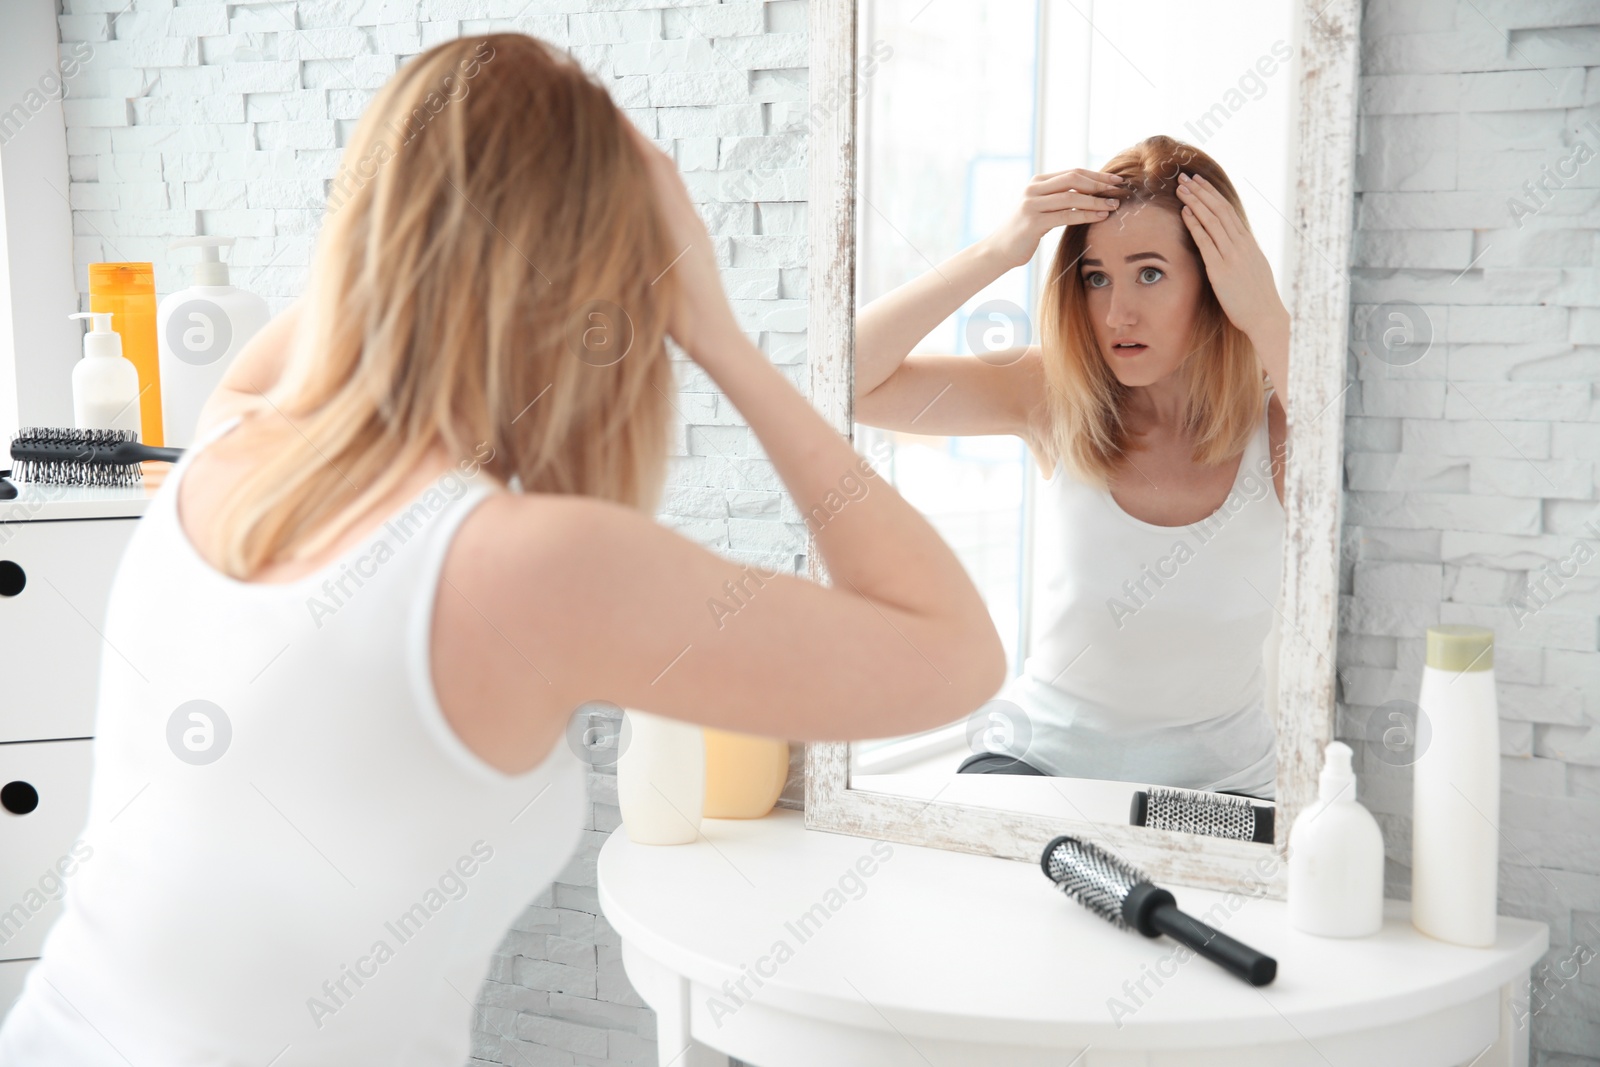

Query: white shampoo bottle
[[157, 236, 270, 448], [616, 709, 704, 845], [1412, 624, 1500, 947], [70, 311, 142, 435], [1288, 741, 1384, 937]]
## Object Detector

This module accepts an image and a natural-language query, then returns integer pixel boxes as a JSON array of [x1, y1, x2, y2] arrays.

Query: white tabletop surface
[[597, 808, 1548, 1051]]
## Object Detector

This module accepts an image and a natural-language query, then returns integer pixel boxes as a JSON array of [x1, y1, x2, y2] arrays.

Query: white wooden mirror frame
[[801, 0, 1363, 897]]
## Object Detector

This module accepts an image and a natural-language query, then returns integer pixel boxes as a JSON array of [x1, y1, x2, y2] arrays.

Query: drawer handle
[[0, 560, 22, 597], [2, 781, 39, 815]]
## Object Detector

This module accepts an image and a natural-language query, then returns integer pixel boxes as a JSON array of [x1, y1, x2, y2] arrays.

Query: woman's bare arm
[[1174, 171, 1292, 416], [441, 129, 1011, 748], [854, 168, 1124, 439], [854, 236, 1014, 400], [456, 338, 1012, 744], [193, 296, 307, 438]]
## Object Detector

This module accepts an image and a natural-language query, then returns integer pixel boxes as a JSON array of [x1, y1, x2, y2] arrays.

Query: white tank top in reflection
[[992, 388, 1285, 797]]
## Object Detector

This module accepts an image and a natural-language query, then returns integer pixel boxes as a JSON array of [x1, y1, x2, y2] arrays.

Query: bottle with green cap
[[1411, 623, 1499, 948]]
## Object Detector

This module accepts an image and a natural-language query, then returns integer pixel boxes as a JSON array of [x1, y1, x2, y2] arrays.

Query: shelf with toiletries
[[79, 239, 266, 451], [0, 239, 263, 1014]]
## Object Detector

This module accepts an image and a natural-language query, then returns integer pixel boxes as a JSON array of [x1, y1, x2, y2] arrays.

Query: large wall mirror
[[803, 0, 1362, 896]]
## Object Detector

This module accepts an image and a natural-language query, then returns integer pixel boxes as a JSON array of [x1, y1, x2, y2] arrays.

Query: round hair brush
[[1130, 786, 1275, 844], [10, 427, 183, 487], [1041, 834, 1277, 986]]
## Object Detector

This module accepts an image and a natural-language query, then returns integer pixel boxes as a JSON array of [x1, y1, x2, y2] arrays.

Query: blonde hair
[[209, 33, 679, 579], [1034, 135, 1267, 487]]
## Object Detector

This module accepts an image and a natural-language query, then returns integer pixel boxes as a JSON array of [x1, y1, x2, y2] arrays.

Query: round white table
[[597, 809, 1548, 1067]]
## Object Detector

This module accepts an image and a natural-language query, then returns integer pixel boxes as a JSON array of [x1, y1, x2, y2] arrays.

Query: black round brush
[[10, 427, 183, 487], [1041, 834, 1277, 986]]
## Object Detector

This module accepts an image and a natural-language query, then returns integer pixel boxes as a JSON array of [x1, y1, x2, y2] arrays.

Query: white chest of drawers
[[0, 484, 155, 1012]]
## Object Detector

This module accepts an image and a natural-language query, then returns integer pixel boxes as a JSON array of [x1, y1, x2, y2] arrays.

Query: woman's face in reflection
[[1078, 202, 1205, 389]]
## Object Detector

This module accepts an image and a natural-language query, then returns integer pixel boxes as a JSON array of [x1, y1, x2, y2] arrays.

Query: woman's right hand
[[624, 119, 748, 367], [985, 168, 1128, 270]]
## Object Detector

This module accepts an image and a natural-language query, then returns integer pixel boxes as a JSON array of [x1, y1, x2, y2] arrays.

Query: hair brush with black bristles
[[1041, 834, 1277, 986], [10, 427, 183, 487]]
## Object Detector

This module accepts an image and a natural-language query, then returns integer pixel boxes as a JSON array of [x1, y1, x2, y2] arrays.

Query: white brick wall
[[53, 1, 800, 1063], [52, 0, 1600, 1062], [1347, 1, 1600, 1061]]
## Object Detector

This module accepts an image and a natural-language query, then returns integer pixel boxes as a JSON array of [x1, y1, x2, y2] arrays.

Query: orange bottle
[[702, 728, 790, 819], [88, 263, 162, 446]]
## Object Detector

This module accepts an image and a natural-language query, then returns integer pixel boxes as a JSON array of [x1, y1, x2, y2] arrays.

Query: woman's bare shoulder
[[450, 490, 629, 576]]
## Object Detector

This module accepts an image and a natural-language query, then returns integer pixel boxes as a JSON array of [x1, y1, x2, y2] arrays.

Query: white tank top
[[990, 390, 1284, 797], [0, 416, 588, 1066]]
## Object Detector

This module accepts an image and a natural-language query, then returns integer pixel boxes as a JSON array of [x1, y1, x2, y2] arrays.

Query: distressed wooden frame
[[801, 0, 1362, 897]]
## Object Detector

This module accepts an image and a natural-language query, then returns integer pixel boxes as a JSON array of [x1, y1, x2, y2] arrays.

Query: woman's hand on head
[[624, 120, 747, 366], [986, 168, 1127, 270], [1175, 172, 1290, 345]]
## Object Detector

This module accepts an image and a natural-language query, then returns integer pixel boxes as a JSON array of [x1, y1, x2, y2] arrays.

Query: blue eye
[[1139, 266, 1163, 284]]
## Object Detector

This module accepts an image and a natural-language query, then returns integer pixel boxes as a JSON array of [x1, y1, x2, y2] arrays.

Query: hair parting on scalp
[[1034, 134, 1268, 487], [203, 33, 681, 580]]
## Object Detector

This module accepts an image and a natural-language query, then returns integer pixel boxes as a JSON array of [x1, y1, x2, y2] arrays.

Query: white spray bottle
[[1288, 741, 1385, 937], [157, 236, 270, 448], [70, 311, 142, 435]]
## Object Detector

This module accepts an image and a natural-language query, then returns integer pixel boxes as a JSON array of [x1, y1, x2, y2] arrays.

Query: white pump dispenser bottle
[[70, 311, 142, 435], [1288, 741, 1385, 938], [157, 236, 270, 447]]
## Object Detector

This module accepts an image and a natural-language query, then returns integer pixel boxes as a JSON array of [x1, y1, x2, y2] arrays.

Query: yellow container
[[702, 727, 789, 819], [89, 262, 162, 446]]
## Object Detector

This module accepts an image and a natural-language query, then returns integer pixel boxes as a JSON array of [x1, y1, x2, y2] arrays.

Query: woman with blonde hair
[[0, 33, 1004, 1065], [855, 135, 1292, 797]]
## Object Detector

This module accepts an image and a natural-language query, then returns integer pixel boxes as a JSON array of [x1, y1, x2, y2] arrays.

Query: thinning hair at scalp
[[206, 33, 680, 579], [1034, 134, 1268, 487]]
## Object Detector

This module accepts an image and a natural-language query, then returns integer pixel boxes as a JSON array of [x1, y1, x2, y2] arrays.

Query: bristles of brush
[[11, 426, 144, 487], [1143, 786, 1258, 840], [1041, 835, 1148, 929]]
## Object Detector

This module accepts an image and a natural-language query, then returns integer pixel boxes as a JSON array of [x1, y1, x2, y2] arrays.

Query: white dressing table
[[0, 483, 157, 1010], [597, 809, 1547, 1067]]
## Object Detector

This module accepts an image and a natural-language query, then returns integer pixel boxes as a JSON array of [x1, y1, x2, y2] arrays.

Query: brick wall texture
[[1345, 2, 1600, 1062], [47, 0, 1600, 1062]]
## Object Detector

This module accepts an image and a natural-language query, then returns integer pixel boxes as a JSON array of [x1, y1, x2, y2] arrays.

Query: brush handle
[[1149, 903, 1276, 986], [1122, 883, 1276, 986], [103, 442, 184, 464], [10, 440, 183, 465]]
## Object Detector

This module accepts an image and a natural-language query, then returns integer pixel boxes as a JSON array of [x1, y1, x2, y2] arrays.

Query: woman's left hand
[[1175, 173, 1288, 344]]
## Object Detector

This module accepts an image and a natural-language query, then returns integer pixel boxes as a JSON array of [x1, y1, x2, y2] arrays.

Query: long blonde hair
[[209, 33, 679, 579], [1035, 135, 1266, 487]]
